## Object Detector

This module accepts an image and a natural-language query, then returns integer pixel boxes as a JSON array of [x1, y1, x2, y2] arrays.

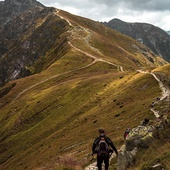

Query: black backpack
[[97, 136, 109, 156]]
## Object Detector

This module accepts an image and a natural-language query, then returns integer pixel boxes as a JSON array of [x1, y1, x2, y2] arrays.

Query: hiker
[[92, 128, 118, 170], [141, 118, 149, 126], [150, 102, 155, 108], [123, 128, 130, 140]]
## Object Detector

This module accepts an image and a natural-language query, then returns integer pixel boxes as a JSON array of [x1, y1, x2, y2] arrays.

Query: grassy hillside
[[0, 7, 169, 170], [1, 57, 168, 170]]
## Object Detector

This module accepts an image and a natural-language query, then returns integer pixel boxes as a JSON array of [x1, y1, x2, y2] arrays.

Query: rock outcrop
[[118, 125, 155, 170], [0, 0, 46, 85], [118, 145, 137, 170], [117, 109, 169, 170], [125, 125, 155, 151], [0, 0, 44, 29]]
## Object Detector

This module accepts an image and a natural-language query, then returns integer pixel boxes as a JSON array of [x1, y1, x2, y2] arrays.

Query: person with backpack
[[141, 118, 149, 126], [92, 128, 118, 170], [123, 128, 130, 140]]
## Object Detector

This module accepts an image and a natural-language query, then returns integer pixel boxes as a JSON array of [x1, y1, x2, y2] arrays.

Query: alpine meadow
[[0, 1, 170, 170]]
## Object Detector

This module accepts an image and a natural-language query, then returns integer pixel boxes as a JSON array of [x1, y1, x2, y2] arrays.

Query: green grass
[[0, 9, 169, 169], [134, 130, 170, 170], [0, 62, 163, 170]]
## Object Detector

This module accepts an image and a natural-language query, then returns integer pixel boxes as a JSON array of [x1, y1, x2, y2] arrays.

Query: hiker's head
[[98, 128, 105, 134]]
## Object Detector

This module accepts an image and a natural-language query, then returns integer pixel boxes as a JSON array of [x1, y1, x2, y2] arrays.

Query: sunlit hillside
[[0, 6, 169, 170]]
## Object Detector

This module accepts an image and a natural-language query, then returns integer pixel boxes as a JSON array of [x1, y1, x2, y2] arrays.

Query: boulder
[[125, 125, 155, 151], [117, 145, 137, 170]]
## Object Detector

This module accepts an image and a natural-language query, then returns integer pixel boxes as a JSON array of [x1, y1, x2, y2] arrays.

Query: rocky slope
[[0, 0, 45, 85], [103, 19, 170, 62], [0, 0, 44, 29]]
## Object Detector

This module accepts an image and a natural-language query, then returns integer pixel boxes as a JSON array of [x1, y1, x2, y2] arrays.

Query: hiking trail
[[14, 11, 124, 101], [85, 153, 116, 170], [137, 70, 170, 118], [14, 42, 123, 101], [85, 69, 169, 170]]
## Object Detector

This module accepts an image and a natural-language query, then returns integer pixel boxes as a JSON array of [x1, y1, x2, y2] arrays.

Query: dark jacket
[[92, 134, 118, 155]]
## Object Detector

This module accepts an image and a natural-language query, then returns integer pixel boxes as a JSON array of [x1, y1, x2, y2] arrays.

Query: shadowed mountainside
[[103, 18, 170, 62]]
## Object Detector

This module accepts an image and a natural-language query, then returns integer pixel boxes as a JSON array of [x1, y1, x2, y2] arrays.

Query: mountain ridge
[[0, 5, 167, 86], [0, 1, 170, 170]]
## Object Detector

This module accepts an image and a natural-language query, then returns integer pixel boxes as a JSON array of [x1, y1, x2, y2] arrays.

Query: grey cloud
[[39, 0, 170, 12], [93, 0, 170, 11], [38, 0, 170, 30], [40, 0, 95, 8], [125, 0, 170, 11]]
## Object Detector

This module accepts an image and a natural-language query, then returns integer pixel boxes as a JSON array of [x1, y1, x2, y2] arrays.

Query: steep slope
[[0, 0, 44, 85], [0, 3, 169, 170], [0, 3, 167, 86], [103, 18, 170, 62], [0, 0, 44, 27]]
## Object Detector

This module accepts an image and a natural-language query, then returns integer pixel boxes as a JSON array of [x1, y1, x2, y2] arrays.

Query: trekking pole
[[90, 156, 94, 162], [109, 149, 113, 158], [90, 153, 94, 162]]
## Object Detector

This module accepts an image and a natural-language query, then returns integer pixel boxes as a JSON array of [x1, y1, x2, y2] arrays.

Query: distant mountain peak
[[109, 18, 126, 24], [103, 19, 170, 62], [4, 0, 40, 5], [111, 18, 124, 22]]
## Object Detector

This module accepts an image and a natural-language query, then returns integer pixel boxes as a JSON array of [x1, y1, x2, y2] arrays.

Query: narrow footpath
[[14, 11, 124, 102], [85, 69, 170, 170], [138, 70, 170, 118]]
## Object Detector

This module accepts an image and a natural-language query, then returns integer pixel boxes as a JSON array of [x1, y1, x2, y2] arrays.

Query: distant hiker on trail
[[92, 128, 118, 170], [141, 118, 149, 126], [123, 128, 130, 140]]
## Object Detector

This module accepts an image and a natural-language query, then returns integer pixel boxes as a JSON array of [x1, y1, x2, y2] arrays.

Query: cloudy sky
[[38, 0, 170, 31], [1, 0, 169, 31]]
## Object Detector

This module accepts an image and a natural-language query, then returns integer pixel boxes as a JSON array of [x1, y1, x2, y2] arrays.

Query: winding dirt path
[[14, 58, 96, 101], [138, 70, 170, 100], [14, 11, 124, 101], [150, 72, 170, 100], [137, 70, 170, 118], [14, 42, 123, 101], [55, 9, 72, 26], [68, 42, 124, 72], [56, 9, 124, 72], [14, 11, 169, 169], [85, 154, 116, 170], [85, 69, 170, 169]]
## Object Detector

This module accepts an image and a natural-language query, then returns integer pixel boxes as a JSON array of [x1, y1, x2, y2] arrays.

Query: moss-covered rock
[[125, 125, 155, 151]]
